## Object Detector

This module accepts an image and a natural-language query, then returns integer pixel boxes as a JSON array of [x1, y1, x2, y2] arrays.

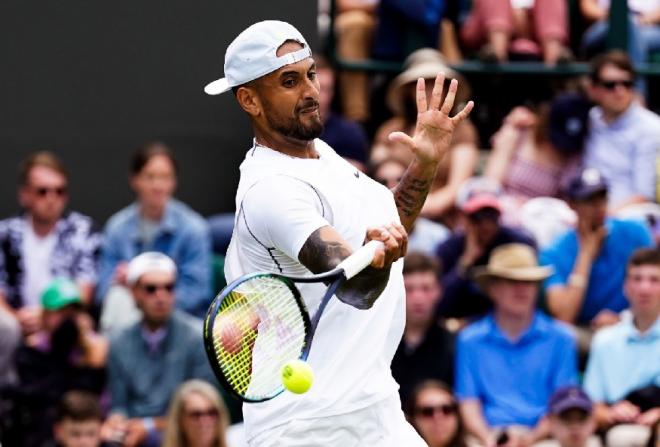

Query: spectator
[[0, 306, 20, 387], [535, 386, 601, 447], [485, 93, 591, 207], [460, 0, 570, 65], [317, 55, 370, 172], [456, 243, 578, 446], [583, 248, 660, 447], [51, 390, 108, 447], [372, 0, 462, 61], [0, 151, 101, 336], [391, 252, 455, 406], [163, 380, 230, 447], [540, 168, 653, 340], [103, 252, 215, 447], [405, 380, 468, 447], [583, 51, 660, 212], [435, 177, 536, 319], [372, 48, 479, 222], [371, 157, 450, 254], [9, 279, 107, 447], [581, 0, 660, 66], [333, 0, 379, 122], [98, 142, 212, 330]]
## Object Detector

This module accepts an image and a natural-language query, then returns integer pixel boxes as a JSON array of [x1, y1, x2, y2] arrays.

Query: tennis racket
[[203, 240, 384, 402]]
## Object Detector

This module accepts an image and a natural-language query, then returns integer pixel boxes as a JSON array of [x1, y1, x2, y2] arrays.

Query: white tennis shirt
[[225, 139, 405, 441]]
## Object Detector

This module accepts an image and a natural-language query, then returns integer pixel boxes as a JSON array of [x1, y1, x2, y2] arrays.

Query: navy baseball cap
[[549, 386, 593, 415], [562, 168, 608, 201], [548, 93, 592, 154]]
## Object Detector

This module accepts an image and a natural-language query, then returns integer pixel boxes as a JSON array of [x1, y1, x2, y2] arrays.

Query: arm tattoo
[[298, 227, 391, 310], [393, 171, 432, 230]]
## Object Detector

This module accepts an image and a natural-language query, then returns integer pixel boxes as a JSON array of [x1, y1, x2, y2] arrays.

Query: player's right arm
[[298, 224, 407, 309], [240, 176, 406, 310]]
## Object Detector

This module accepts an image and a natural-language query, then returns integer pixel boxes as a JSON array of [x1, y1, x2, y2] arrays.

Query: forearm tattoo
[[393, 173, 432, 230], [298, 227, 391, 309]]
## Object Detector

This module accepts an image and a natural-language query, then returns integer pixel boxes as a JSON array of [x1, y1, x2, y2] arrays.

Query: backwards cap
[[204, 20, 312, 95]]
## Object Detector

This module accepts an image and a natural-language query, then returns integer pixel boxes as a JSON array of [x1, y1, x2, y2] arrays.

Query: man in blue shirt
[[583, 247, 660, 445], [540, 168, 653, 331], [456, 243, 578, 447]]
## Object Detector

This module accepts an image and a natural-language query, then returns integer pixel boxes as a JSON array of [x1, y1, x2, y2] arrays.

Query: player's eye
[[283, 78, 296, 87], [308, 71, 316, 80]]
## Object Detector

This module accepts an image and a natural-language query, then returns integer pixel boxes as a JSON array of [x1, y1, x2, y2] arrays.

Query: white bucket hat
[[204, 20, 312, 95]]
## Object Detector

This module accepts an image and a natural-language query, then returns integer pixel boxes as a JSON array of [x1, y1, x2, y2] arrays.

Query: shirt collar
[[623, 313, 660, 342], [129, 201, 177, 238], [590, 103, 638, 130], [141, 325, 168, 354], [486, 311, 548, 345]]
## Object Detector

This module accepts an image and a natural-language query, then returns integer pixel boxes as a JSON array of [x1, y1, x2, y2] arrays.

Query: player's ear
[[236, 85, 262, 117]]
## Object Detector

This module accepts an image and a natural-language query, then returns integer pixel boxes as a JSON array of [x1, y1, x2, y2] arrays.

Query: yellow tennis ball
[[281, 360, 314, 394]]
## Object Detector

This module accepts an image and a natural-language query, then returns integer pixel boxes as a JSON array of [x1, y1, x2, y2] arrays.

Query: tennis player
[[204, 20, 473, 446]]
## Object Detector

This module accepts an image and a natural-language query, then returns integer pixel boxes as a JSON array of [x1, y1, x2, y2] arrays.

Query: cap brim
[[204, 78, 231, 95], [462, 196, 502, 214]]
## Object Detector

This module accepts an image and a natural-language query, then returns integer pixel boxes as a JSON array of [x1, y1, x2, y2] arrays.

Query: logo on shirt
[[354, 171, 359, 178]]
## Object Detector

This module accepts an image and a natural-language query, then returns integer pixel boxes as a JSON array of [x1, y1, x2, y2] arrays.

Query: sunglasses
[[34, 186, 67, 197], [468, 208, 500, 222], [185, 408, 219, 420], [596, 79, 634, 91], [139, 282, 175, 294], [415, 403, 458, 418]]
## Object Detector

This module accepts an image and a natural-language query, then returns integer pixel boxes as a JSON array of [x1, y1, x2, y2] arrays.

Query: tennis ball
[[281, 360, 314, 394]]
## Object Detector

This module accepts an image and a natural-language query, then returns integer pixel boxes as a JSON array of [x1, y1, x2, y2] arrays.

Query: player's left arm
[[389, 74, 474, 232], [299, 224, 407, 309]]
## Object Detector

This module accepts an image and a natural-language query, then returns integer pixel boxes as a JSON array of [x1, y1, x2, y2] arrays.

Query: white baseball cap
[[127, 252, 177, 286], [204, 20, 312, 95]]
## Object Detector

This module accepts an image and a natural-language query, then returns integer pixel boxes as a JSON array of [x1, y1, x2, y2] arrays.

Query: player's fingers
[[385, 223, 407, 261], [429, 72, 446, 110], [415, 77, 427, 113], [392, 222, 408, 258], [451, 100, 474, 124], [388, 131, 415, 149], [440, 78, 458, 114]]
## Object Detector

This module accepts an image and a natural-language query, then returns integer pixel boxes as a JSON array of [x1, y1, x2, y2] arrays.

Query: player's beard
[[264, 99, 324, 141]]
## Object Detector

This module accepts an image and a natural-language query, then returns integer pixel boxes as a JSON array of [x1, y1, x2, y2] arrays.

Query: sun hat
[[473, 243, 553, 289], [41, 278, 82, 310], [386, 48, 470, 116], [204, 20, 312, 95], [455, 176, 503, 215], [126, 252, 177, 286]]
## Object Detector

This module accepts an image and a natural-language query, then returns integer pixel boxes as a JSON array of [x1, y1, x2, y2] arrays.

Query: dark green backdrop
[[0, 0, 318, 223]]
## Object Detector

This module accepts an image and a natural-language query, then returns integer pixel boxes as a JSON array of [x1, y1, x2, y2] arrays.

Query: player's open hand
[[366, 223, 408, 269], [388, 74, 474, 165]]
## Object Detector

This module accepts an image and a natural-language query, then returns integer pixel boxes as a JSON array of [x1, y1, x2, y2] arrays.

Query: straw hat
[[473, 243, 553, 290], [386, 48, 470, 116]]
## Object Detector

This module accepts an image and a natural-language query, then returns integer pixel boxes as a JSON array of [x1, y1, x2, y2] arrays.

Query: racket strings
[[212, 276, 307, 399]]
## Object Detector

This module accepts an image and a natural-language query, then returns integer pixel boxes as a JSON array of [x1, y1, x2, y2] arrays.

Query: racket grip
[[337, 240, 385, 280]]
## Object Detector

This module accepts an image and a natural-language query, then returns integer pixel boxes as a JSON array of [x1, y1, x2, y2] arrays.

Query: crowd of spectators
[[1, 2, 660, 446]]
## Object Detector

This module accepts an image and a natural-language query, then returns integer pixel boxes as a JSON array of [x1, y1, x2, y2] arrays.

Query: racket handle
[[337, 240, 385, 280]]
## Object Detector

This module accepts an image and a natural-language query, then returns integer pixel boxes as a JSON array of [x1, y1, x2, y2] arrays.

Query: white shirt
[[21, 222, 57, 307], [225, 139, 405, 441]]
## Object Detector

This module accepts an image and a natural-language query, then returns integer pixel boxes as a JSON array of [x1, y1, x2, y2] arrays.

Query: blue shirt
[[97, 199, 212, 317], [584, 313, 660, 404], [585, 104, 660, 208], [455, 312, 578, 428], [540, 219, 653, 324]]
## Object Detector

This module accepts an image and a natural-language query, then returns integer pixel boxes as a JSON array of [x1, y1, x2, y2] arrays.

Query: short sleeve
[[241, 176, 331, 261], [454, 333, 479, 401], [540, 243, 570, 289], [583, 336, 607, 402]]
